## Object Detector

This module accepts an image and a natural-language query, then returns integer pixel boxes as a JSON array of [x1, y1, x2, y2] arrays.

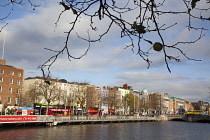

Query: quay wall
[[0, 115, 164, 126], [184, 115, 210, 122], [2, 115, 209, 127], [54, 115, 164, 124], [165, 114, 210, 123], [166, 115, 185, 121]]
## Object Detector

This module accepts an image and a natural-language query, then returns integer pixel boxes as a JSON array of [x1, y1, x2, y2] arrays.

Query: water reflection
[[0, 122, 210, 140]]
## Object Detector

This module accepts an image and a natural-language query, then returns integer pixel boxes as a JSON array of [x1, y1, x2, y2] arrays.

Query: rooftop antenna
[[208, 87, 210, 103], [2, 31, 6, 59]]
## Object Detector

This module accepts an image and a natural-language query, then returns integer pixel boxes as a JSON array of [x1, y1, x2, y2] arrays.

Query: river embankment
[[0, 115, 165, 127], [1, 115, 209, 127]]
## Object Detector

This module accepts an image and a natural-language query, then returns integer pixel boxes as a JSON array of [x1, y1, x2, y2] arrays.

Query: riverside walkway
[[0, 115, 164, 126]]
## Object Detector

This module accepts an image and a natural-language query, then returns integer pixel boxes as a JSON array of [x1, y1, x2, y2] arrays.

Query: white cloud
[[115, 71, 209, 101], [0, 0, 209, 102]]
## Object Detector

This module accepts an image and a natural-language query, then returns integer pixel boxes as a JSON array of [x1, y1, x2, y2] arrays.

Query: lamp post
[[134, 93, 135, 113]]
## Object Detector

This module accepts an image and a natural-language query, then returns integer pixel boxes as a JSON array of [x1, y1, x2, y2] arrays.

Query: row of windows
[[0, 70, 22, 77], [0, 86, 20, 94], [0, 96, 19, 104], [0, 77, 21, 85]]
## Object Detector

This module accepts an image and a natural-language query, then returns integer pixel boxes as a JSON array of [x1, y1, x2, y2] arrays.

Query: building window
[[0, 86, 2, 93], [17, 80, 20, 85], [17, 72, 21, 77], [15, 98, 19, 105], [7, 97, 11, 104], [0, 77, 3, 83], [8, 87, 12, 94], [10, 71, 14, 76], [10, 79, 13, 84], [0, 70, 4, 74], [16, 88, 20, 94]]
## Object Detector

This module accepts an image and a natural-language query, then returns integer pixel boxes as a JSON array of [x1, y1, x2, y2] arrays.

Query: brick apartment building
[[0, 59, 24, 113]]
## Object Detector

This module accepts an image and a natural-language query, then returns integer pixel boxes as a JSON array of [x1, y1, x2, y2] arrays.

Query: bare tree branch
[[1, 0, 209, 75]]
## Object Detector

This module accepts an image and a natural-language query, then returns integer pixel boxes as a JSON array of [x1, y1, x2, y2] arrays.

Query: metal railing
[[0, 115, 163, 125], [53, 115, 162, 123], [36, 115, 55, 122]]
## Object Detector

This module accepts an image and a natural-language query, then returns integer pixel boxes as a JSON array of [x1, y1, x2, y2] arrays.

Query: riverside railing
[[53, 115, 163, 124], [36, 115, 55, 122], [0, 115, 164, 126]]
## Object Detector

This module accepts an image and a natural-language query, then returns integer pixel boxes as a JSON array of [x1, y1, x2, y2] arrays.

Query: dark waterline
[[0, 121, 210, 140]]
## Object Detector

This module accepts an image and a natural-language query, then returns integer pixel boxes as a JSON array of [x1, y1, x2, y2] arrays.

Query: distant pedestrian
[[99, 110, 102, 116]]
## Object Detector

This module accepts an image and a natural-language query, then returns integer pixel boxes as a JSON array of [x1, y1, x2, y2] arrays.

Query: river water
[[0, 121, 210, 140]]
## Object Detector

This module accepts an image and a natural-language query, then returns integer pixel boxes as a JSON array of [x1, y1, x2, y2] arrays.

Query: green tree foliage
[[124, 93, 139, 112]]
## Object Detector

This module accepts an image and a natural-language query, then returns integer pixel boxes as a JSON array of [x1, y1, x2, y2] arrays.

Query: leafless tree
[[107, 90, 116, 110], [138, 97, 149, 112], [149, 93, 167, 114], [56, 87, 67, 105], [20, 80, 42, 107], [1, 0, 209, 76], [41, 0, 210, 74], [0, 0, 40, 32], [86, 86, 100, 108], [39, 81, 61, 114], [75, 85, 87, 109], [107, 89, 122, 111], [21, 79, 65, 114], [65, 93, 74, 106]]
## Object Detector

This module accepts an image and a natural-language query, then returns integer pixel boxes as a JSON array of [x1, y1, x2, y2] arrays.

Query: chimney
[[123, 84, 128, 89], [0, 59, 6, 65]]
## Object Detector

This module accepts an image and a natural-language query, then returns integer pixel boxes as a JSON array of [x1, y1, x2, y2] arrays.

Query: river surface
[[0, 121, 210, 140]]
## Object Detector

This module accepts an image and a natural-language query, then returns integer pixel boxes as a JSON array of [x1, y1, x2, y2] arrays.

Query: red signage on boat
[[0, 116, 37, 122]]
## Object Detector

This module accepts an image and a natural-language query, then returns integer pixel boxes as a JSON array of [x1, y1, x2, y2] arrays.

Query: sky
[[0, 0, 209, 102]]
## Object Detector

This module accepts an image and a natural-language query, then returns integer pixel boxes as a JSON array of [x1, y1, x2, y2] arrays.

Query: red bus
[[87, 108, 99, 116], [108, 109, 116, 115], [45, 108, 72, 116], [34, 103, 74, 116]]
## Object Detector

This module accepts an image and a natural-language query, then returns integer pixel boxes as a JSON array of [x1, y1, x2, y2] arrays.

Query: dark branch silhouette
[[41, 0, 208, 75], [0, 0, 209, 77]]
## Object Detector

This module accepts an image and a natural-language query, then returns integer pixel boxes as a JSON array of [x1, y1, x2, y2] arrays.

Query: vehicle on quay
[[45, 108, 72, 116], [108, 109, 116, 115], [186, 110, 205, 115], [5, 106, 34, 115], [86, 108, 99, 116], [34, 103, 73, 116], [17, 107, 34, 115]]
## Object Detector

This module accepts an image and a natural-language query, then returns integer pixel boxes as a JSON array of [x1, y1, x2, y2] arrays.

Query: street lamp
[[133, 93, 136, 113]]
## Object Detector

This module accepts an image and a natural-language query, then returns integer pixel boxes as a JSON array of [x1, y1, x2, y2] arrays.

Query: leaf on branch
[[153, 42, 163, 51], [191, 0, 200, 9], [131, 21, 137, 29], [136, 25, 146, 34], [144, 39, 153, 45], [131, 22, 146, 34]]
